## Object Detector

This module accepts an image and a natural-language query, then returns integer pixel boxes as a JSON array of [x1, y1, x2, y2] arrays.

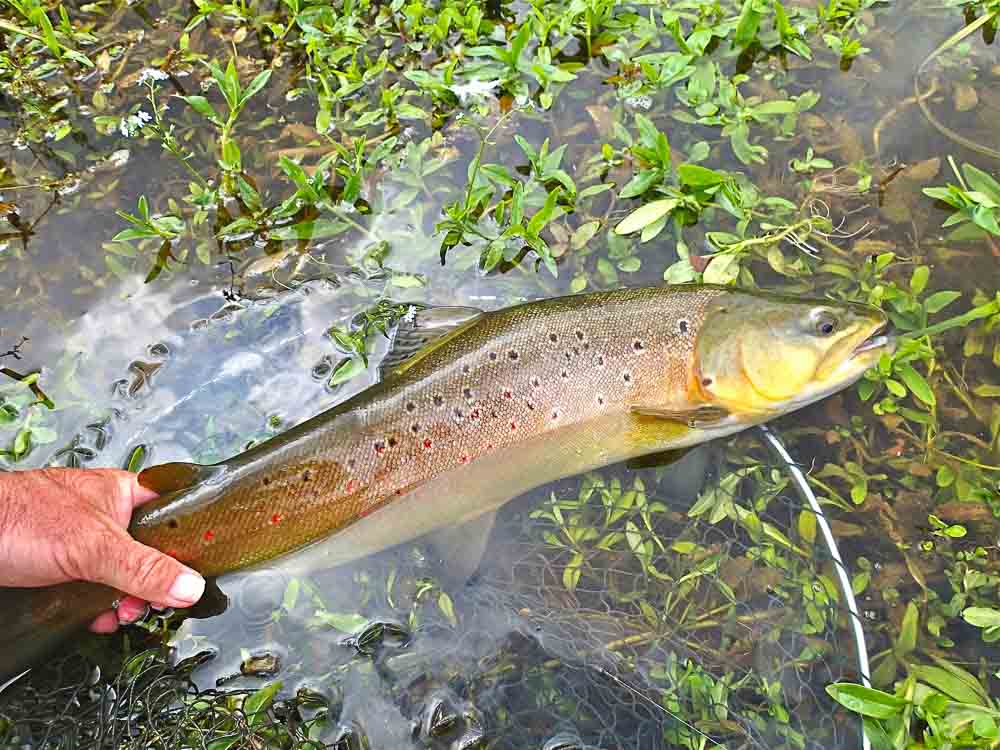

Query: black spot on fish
[[549, 333, 558, 343], [347, 458, 356, 469], [572, 347, 580, 356], [597, 395, 605, 406], [633, 339, 645, 351], [561, 370, 569, 379], [302, 469, 312, 481], [388, 436, 398, 447], [702, 377, 713, 386], [531, 377, 541, 388], [679, 320, 690, 334], [433, 394, 444, 407], [453, 407, 464, 420], [508, 351, 519, 360], [463, 387, 474, 400], [411, 423, 421, 434], [168, 518, 179, 529], [622, 372, 631, 383], [575, 330, 585, 341], [596, 355, 605, 366], [262, 477, 271, 486], [526, 401, 535, 411], [462, 364, 471, 374], [405, 401, 416, 413], [489, 352, 498, 361]]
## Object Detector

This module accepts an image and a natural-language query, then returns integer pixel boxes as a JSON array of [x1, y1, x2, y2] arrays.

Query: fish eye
[[813, 310, 838, 337]]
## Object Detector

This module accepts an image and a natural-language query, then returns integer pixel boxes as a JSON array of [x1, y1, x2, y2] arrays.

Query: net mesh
[[0, 436, 867, 750]]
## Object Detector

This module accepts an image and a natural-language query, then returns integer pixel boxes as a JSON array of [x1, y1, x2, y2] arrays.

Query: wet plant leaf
[[825, 684, 906, 719]]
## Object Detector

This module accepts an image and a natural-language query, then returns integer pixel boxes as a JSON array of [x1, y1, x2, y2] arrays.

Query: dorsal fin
[[377, 305, 485, 381], [138, 462, 225, 495]]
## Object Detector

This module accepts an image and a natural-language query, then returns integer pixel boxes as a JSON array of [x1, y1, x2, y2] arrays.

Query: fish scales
[[133, 286, 724, 574], [2, 283, 894, 680]]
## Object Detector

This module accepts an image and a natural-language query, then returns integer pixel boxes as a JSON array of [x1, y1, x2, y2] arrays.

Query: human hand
[[0, 467, 205, 633]]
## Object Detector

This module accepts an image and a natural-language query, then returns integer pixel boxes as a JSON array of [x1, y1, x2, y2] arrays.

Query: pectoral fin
[[629, 404, 730, 428], [428, 511, 497, 584]]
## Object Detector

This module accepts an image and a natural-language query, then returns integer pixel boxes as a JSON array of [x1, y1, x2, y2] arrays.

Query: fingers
[[88, 531, 205, 609], [89, 611, 119, 634], [88, 596, 157, 634]]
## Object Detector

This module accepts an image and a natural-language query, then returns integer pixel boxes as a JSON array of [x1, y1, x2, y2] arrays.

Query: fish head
[[693, 291, 895, 417]]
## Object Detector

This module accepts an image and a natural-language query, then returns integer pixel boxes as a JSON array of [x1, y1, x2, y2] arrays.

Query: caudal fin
[[0, 581, 119, 682]]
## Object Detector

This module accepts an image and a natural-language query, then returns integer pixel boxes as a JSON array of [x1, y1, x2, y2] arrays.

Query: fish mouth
[[853, 320, 895, 356]]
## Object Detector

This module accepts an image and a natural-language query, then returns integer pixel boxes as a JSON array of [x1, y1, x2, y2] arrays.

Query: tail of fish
[[0, 581, 120, 683]]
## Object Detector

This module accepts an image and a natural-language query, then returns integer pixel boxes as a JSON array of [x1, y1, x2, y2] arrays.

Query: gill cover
[[695, 292, 886, 414]]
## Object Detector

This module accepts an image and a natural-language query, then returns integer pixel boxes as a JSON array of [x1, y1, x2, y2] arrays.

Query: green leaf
[[825, 684, 906, 719], [222, 139, 241, 171], [438, 591, 457, 626], [239, 69, 272, 107], [527, 189, 561, 237], [752, 100, 797, 116], [896, 601, 918, 656], [702, 254, 740, 284], [924, 290, 961, 314], [509, 22, 531, 63], [896, 363, 935, 406], [734, 0, 762, 48], [243, 682, 281, 727], [911, 664, 986, 705], [571, 220, 600, 249], [962, 164, 1000, 204], [311, 610, 368, 632], [678, 164, 726, 189], [619, 169, 661, 199], [614, 199, 676, 235], [963, 607, 1000, 628], [910, 265, 930, 295]]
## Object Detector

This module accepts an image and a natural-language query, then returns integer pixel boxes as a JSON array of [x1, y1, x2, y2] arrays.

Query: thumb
[[89, 530, 205, 608]]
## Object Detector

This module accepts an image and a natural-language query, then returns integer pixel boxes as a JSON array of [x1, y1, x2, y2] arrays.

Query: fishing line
[[593, 665, 729, 750], [759, 424, 872, 750]]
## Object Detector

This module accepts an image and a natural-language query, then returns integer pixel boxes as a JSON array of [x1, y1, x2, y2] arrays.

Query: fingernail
[[168, 571, 205, 605]]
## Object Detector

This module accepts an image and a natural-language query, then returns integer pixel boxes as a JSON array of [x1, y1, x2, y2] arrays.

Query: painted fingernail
[[168, 571, 205, 605]]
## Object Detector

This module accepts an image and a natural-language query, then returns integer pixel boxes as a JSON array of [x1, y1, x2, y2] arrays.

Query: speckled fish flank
[[130, 285, 725, 573], [1, 284, 893, 678]]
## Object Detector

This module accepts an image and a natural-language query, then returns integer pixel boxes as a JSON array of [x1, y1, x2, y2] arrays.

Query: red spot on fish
[[270, 513, 283, 525], [487, 442, 494, 449], [510, 421, 517, 431], [423, 438, 432, 449], [395, 488, 403, 495], [459, 453, 469, 464], [503, 390, 512, 399], [375, 444, 385, 454], [471, 409, 481, 419], [165, 548, 179, 559], [203, 530, 215, 542], [346, 479, 356, 492]]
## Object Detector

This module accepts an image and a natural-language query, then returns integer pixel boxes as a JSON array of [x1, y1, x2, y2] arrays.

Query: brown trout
[[0, 284, 893, 679]]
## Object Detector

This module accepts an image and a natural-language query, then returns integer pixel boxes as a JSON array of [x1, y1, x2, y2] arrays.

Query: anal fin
[[428, 511, 497, 584]]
